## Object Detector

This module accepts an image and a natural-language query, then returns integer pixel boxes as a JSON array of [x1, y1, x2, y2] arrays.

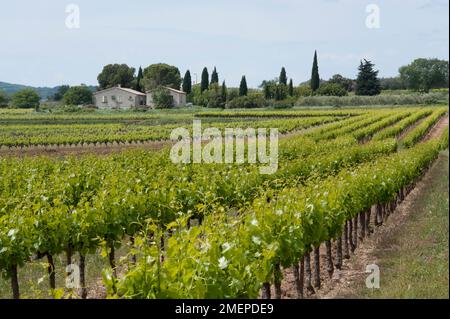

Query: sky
[[0, 0, 448, 88]]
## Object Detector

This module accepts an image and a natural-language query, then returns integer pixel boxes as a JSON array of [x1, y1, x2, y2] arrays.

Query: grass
[[0, 245, 129, 299], [357, 150, 449, 299]]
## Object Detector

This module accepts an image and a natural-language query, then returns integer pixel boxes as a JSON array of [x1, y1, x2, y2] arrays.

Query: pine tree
[[288, 79, 294, 96], [211, 67, 219, 85], [239, 76, 248, 96], [311, 50, 320, 92], [136, 67, 144, 92], [182, 70, 192, 94], [355, 59, 381, 96], [279, 67, 287, 85], [201, 67, 209, 93], [221, 81, 227, 102]]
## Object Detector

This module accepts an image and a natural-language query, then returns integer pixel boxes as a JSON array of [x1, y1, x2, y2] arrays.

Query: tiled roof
[[146, 87, 187, 95], [94, 86, 146, 96]]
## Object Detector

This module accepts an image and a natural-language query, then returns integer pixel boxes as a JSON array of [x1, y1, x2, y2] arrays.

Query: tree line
[[0, 54, 447, 110]]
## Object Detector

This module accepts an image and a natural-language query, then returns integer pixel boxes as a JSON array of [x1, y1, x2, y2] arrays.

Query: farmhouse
[[93, 86, 146, 109], [146, 87, 187, 108], [93, 86, 187, 109]]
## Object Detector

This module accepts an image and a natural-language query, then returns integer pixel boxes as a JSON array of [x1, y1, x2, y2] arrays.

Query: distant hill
[[0, 81, 97, 100]]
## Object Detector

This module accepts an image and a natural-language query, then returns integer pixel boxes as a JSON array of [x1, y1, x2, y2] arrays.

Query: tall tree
[[279, 67, 287, 85], [182, 70, 192, 94], [0, 90, 10, 107], [63, 85, 93, 105], [264, 85, 272, 99], [355, 59, 381, 96], [399, 58, 449, 92], [288, 79, 294, 96], [97, 64, 136, 90], [211, 67, 219, 85], [328, 74, 355, 92], [221, 81, 227, 102], [142, 63, 182, 90], [310, 51, 320, 92], [135, 67, 144, 92], [52, 85, 70, 101], [11, 89, 40, 111], [201, 67, 209, 93], [239, 76, 248, 96]]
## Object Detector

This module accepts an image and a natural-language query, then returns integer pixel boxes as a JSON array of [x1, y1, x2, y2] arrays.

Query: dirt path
[[423, 115, 449, 141]]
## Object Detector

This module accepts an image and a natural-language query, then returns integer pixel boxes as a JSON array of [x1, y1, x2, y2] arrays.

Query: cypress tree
[[182, 70, 192, 94], [279, 67, 287, 85], [311, 50, 320, 92], [221, 81, 227, 102], [264, 84, 272, 99], [288, 79, 294, 96], [239, 76, 248, 96], [201, 67, 209, 93], [355, 59, 381, 96], [211, 67, 219, 85], [136, 66, 144, 92], [275, 85, 281, 101]]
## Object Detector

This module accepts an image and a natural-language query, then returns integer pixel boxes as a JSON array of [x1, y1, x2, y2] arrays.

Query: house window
[[129, 96, 134, 101], [118, 96, 122, 103], [111, 95, 116, 101], [102, 96, 107, 103]]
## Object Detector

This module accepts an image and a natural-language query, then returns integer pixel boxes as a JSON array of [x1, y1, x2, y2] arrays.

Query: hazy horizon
[[0, 0, 448, 88]]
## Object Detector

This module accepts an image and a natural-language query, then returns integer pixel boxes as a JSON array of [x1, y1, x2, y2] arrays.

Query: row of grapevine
[[104, 132, 448, 298], [195, 109, 365, 118], [0, 117, 401, 298], [350, 111, 412, 141], [401, 108, 448, 147], [372, 109, 433, 140], [0, 116, 339, 148], [309, 111, 395, 140], [0, 108, 446, 298]]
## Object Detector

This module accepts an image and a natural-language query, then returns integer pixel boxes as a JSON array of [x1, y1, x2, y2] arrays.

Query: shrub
[[57, 105, 96, 113], [295, 92, 448, 107], [63, 86, 93, 105], [271, 100, 295, 109], [152, 87, 174, 109], [11, 89, 40, 110], [227, 88, 240, 102], [226, 94, 267, 109], [316, 83, 348, 96], [295, 85, 313, 97], [0, 90, 9, 108]]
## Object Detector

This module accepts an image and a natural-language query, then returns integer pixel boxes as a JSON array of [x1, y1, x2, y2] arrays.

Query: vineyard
[[0, 106, 448, 299]]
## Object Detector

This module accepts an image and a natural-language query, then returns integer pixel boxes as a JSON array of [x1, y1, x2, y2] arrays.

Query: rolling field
[[0, 106, 448, 299]]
